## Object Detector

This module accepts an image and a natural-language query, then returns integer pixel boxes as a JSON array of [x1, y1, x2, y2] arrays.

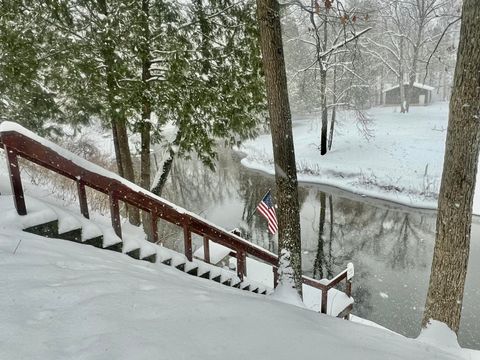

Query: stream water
[[153, 146, 480, 349]]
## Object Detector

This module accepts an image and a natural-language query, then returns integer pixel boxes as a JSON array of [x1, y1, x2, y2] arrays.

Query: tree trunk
[[328, 55, 337, 151], [139, 0, 153, 239], [320, 12, 328, 155], [151, 130, 182, 196], [98, 0, 140, 226], [256, 0, 303, 295], [313, 192, 326, 279], [422, 0, 480, 333]]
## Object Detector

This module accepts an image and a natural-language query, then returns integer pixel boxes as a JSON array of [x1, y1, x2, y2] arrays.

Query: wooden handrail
[[0, 123, 353, 316]]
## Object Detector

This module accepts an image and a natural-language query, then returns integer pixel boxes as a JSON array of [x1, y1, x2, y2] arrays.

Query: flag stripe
[[256, 191, 278, 235]]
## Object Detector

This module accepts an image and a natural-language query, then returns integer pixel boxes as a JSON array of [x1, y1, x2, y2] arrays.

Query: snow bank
[[239, 102, 480, 215]]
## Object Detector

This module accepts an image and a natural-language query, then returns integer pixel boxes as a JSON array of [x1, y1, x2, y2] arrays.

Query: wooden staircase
[[19, 196, 269, 295]]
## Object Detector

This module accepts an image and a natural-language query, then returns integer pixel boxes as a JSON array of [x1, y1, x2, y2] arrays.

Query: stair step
[[252, 287, 259, 294], [212, 274, 222, 283], [126, 248, 141, 260], [141, 253, 157, 263], [199, 271, 210, 279], [261, 290, 267, 295], [57, 228, 82, 242], [176, 263, 186, 272], [104, 241, 123, 253], [84, 236, 104, 248], [186, 267, 198, 276], [162, 258, 172, 266], [23, 220, 59, 238], [241, 285, 250, 291], [222, 278, 232, 287]]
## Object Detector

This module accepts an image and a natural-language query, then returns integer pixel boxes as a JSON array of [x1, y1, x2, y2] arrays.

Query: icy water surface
[[153, 147, 480, 350]]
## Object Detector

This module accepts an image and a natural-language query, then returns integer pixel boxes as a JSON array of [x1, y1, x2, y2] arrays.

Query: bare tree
[[422, 0, 480, 333]]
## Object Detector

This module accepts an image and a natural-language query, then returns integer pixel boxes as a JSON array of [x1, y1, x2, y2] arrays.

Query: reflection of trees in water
[[149, 146, 240, 247], [236, 169, 309, 253], [305, 190, 435, 319]]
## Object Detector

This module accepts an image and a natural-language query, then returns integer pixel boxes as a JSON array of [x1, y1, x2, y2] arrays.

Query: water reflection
[[152, 145, 479, 350]]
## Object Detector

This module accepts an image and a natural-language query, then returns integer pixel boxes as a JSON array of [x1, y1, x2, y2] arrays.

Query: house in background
[[382, 82, 434, 106]]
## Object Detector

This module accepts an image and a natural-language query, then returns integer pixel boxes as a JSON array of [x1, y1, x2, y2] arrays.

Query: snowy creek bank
[[145, 146, 480, 350], [239, 102, 480, 215]]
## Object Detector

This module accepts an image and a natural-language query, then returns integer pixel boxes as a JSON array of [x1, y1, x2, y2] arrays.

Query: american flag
[[257, 190, 278, 234]]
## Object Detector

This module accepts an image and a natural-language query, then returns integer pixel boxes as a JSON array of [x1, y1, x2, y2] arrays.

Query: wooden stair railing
[[0, 122, 353, 317]]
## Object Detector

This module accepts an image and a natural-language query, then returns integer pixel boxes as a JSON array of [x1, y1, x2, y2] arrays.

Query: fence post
[[203, 236, 210, 264], [183, 223, 192, 261], [109, 191, 122, 239], [237, 250, 246, 281], [273, 266, 279, 288], [321, 289, 328, 314], [346, 280, 352, 297], [150, 211, 159, 244], [5, 147, 26, 215], [76, 180, 89, 219]]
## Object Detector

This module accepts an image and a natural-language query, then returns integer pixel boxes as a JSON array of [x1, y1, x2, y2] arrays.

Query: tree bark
[[256, 0, 303, 295], [151, 130, 182, 196], [139, 0, 153, 238], [98, 0, 140, 226], [422, 0, 480, 333], [320, 12, 328, 155]]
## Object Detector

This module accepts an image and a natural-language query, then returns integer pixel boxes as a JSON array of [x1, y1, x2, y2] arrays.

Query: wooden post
[[346, 280, 352, 297], [150, 212, 159, 244], [109, 191, 122, 239], [321, 289, 328, 314], [5, 147, 26, 215], [203, 236, 210, 264], [273, 266, 279, 288], [183, 223, 192, 261], [237, 250, 246, 281], [76, 180, 89, 219]]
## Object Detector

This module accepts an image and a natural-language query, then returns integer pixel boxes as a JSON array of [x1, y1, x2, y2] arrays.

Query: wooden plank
[[4, 146, 26, 215], [76, 180, 89, 219]]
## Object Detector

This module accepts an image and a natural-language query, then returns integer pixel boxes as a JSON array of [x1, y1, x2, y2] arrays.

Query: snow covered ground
[[1, 120, 480, 359], [239, 102, 480, 214], [1, 214, 478, 359]]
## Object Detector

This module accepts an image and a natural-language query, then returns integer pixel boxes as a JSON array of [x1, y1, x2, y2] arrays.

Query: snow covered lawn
[[240, 102, 480, 214]]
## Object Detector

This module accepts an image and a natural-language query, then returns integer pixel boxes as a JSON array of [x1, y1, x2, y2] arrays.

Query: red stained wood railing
[[0, 127, 353, 317]]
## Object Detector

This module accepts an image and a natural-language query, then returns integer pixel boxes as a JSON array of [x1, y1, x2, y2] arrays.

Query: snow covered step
[[3, 193, 272, 297]]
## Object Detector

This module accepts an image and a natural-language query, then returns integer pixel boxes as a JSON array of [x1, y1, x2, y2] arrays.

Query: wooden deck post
[[76, 180, 89, 219], [5, 147, 26, 215], [150, 212, 159, 244], [273, 266, 279, 288], [203, 236, 210, 264], [237, 250, 246, 280], [183, 223, 192, 261], [109, 191, 122, 239], [346, 280, 352, 297], [321, 290, 328, 314]]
